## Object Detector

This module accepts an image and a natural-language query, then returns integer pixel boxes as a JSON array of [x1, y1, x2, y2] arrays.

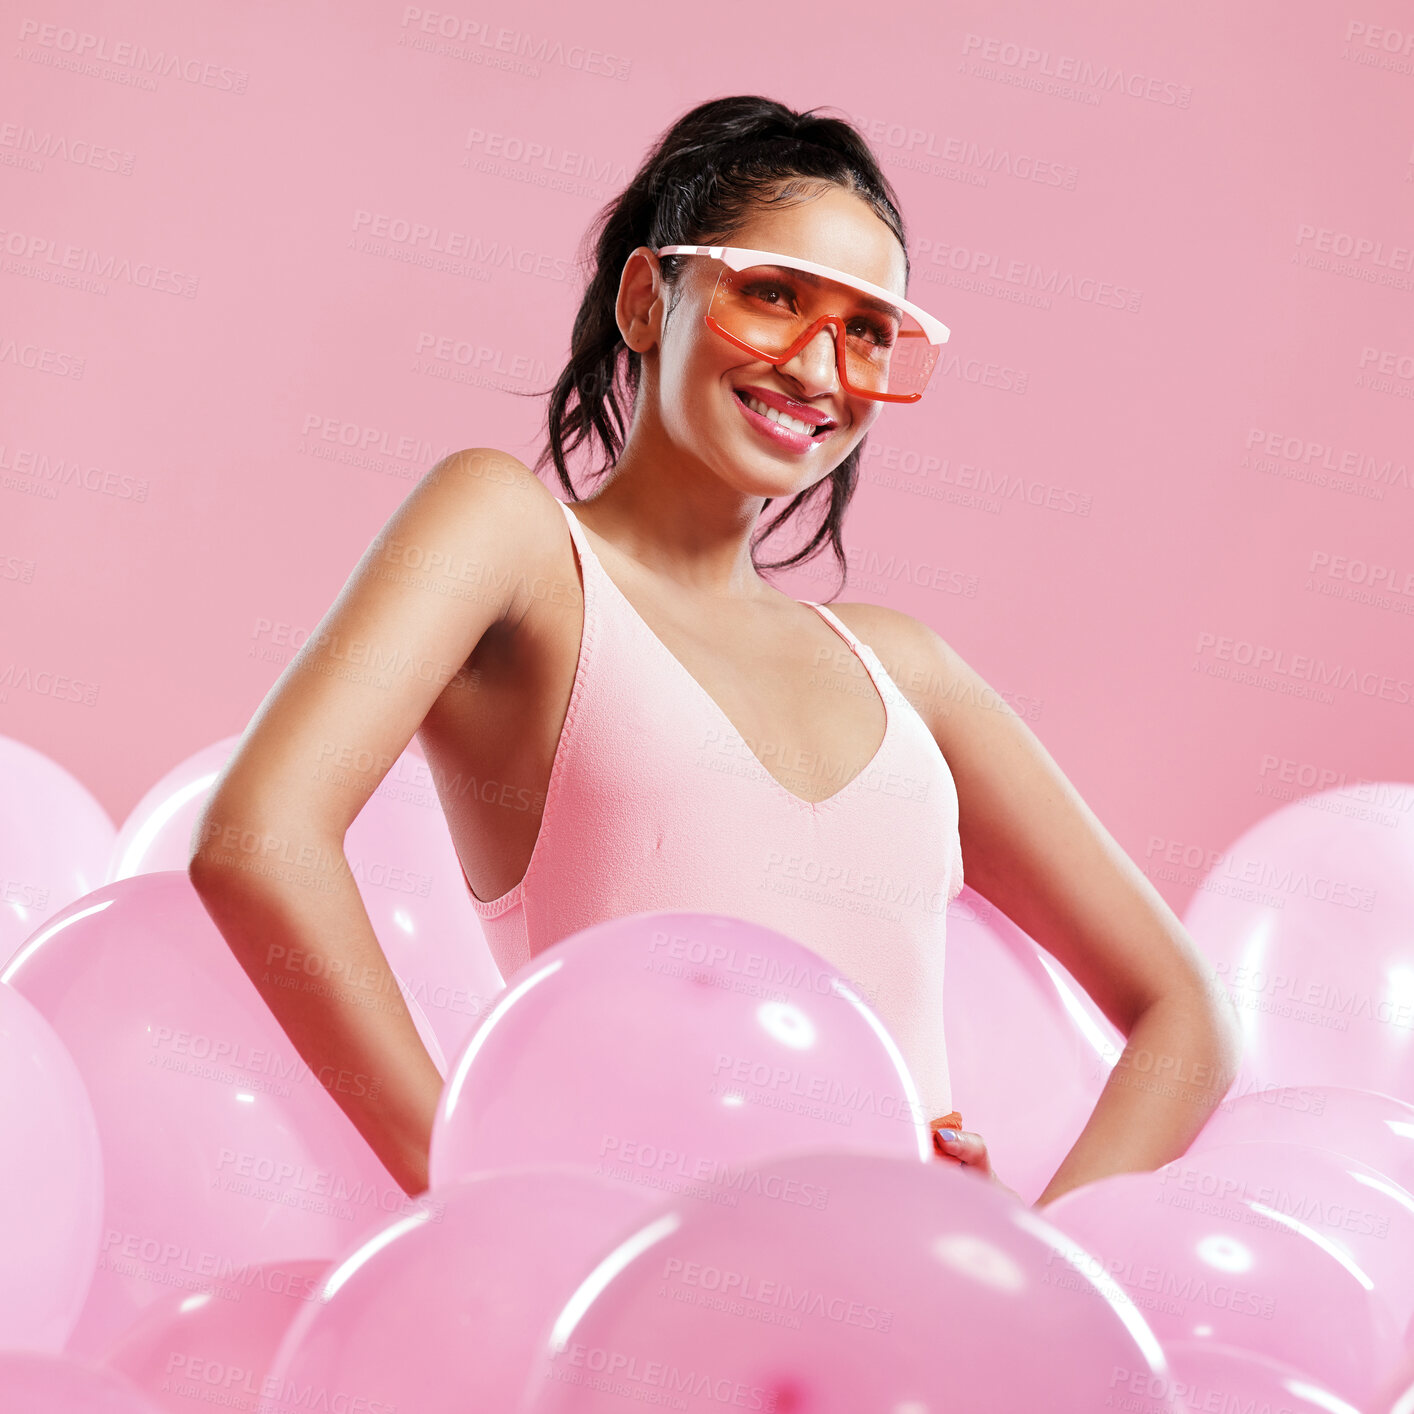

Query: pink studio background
[[4, 1, 1413, 917]]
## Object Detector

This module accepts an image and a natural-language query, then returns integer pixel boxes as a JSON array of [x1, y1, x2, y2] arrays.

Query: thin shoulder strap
[[804, 599, 865, 655], [556, 497, 592, 559]]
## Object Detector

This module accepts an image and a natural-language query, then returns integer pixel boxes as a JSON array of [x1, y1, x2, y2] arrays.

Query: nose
[[777, 322, 840, 395]]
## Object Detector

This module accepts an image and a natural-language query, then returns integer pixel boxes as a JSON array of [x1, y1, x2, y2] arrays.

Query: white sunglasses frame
[[655, 244, 951, 346]]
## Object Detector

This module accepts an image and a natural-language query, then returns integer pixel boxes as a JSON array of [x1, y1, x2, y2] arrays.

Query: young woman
[[189, 97, 1242, 1204]]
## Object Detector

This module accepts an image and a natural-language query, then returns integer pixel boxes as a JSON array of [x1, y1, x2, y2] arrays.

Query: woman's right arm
[[187, 448, 552, 1196]]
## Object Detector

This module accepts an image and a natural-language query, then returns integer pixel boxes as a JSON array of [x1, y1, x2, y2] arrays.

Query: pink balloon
[[1189, 1084, 1414, 1195], [0, 734, 115, 969], [430, 911, 937, 1194], [520, 1150, 1184, 1413], [1370, 1347, 1414, 1412], [1160, 1341, 1362, 1414], [1162, 1141, 1414, 1331], [2, 872, 439, 1360], [110, 734, 503, 1064], [945, 888, 1125, 1204], [262, 1168, 663, 1413], [0, 1351, 161, 1413], [1044, 1167, 1404, 1406], [100, 1259, 332, 1414], [0, 981, 104, 1350], [1181, 785, 1414, 1102], [107, 737, 238, 883]]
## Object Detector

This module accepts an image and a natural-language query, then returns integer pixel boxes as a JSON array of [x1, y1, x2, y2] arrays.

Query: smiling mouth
[[734, 389, 837, 438]]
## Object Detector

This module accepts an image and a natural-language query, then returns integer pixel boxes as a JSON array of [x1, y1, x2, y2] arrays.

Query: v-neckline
[[563, 502, 892, 811]]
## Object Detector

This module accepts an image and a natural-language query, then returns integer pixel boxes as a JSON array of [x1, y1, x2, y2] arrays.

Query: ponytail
[[516, 96, 910, 595]]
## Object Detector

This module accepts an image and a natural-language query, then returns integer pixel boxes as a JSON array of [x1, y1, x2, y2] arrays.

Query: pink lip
[[733, 390, 826, 454], [735, 384, 837, 428], [731, 388, 839, 456]]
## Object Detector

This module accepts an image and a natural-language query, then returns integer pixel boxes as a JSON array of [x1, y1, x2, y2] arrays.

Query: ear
[[615, 246, 666, 353]]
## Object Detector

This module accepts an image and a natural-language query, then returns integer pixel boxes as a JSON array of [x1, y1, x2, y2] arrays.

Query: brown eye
[[742, 280, 793, 307], [847, 316, 897, 348]]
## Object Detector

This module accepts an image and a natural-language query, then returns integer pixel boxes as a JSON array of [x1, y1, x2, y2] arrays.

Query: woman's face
[[630, 185, 910, 503]]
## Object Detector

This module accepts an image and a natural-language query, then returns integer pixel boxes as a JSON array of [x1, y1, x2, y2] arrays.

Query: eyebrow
[[761, 264, 904, 322]]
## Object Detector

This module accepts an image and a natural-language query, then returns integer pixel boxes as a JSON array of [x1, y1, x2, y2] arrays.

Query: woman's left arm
[[841, 605, 1246, 1209]]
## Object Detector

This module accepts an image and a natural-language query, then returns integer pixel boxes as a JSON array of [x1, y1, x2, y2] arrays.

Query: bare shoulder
[[828, 599, 1231, 1042], [189, 447, 571, 859], [397, 447, 571, 619], [821, 600, 995, 748], [410, 446, 560, 538]]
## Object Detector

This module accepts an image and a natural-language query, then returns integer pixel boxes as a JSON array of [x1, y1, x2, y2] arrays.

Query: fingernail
[[936, 1129, 958, 1143]]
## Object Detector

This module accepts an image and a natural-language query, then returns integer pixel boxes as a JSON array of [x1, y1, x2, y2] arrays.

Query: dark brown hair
[[521, 95, 910, 594]]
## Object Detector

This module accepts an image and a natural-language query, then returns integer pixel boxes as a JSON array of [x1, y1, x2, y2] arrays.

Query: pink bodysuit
[[459, 497, 966, 1132]]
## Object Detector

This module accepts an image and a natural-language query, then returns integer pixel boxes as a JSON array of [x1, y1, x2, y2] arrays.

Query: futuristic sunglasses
[[657, 244, 950, 403]]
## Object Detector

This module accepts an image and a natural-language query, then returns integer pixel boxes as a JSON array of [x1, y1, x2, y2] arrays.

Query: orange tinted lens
[[709, 263, 937, 397]]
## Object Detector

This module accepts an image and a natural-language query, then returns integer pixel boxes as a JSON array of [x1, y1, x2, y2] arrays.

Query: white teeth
[[744, 394, 818, 436]]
